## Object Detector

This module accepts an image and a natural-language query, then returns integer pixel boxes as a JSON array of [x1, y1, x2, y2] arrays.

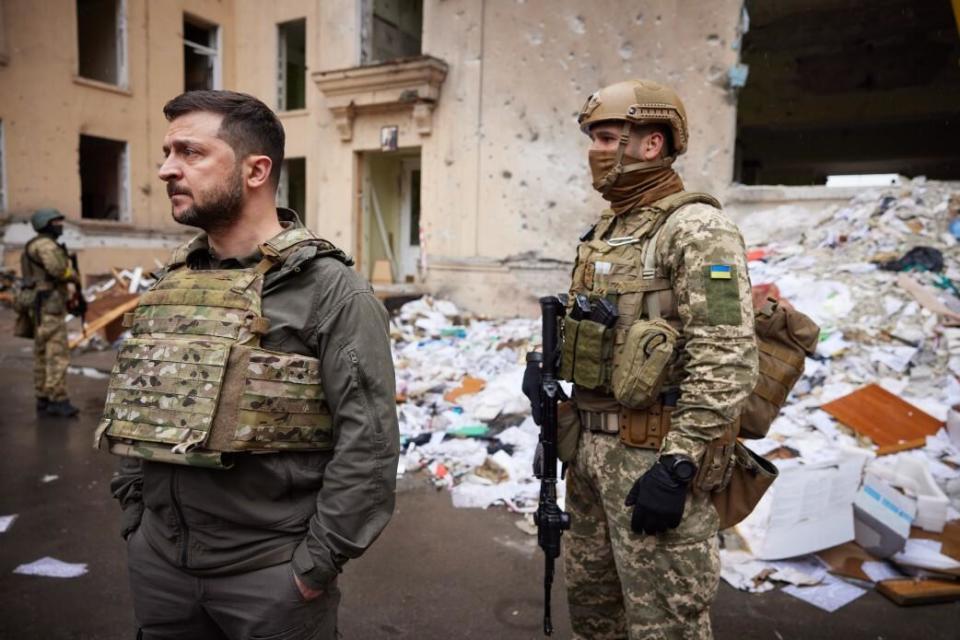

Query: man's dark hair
[[163, 90, 285, 188]]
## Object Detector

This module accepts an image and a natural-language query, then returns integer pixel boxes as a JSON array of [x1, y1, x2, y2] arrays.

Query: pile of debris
[[68, 266, 155, 350], [391, 297, 552, 513], [721, 178, 960, 609]]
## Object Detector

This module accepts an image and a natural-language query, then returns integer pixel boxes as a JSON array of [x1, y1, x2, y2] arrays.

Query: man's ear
[[641, 130, 665, 161], [245, 155, 273, 189]]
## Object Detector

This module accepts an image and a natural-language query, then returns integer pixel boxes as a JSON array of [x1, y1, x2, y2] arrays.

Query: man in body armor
[[560, 80, 759, 638], [21, 208, 81, 417], [105, 91, 400, 639]]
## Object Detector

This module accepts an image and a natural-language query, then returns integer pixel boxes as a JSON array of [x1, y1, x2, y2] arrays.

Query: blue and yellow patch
[[709, 264, 732, 280]]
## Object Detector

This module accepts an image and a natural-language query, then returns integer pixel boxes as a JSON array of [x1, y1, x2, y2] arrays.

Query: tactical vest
[[94, 228, 340, 469], [562, 191, 721, 395]]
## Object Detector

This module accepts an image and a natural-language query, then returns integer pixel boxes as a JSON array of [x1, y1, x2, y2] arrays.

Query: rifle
[[526, 295, 571, 636], [65, 249, 88, 328]]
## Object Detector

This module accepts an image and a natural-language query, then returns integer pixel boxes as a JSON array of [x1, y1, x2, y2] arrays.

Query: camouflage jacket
[[110, 209, 401, 590], [573, 198, 759, 462], [21, 234, 74, 315]]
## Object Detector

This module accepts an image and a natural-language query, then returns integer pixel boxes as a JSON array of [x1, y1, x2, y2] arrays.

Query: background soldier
[[21, 208, 81, 417], [106, 91, 400, 639], [560, 80, 759, 639]]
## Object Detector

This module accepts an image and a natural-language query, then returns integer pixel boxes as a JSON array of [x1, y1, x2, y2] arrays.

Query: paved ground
[[0, 308, 957, 639]]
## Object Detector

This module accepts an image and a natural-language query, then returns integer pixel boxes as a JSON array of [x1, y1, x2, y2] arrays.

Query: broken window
[[76, 0, 126, 86], [277, 158, 306, 219], [184, 15, 220, 92], [361, 0, 423, 64], [79, 135, 127, 221], [278, 19, 307, 111], [735, 0, 960, 185]]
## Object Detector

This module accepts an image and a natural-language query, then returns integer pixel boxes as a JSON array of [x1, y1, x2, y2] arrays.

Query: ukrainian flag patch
[[709, 264, 732, 280]]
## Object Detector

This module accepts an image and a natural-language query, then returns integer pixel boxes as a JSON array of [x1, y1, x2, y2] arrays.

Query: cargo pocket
[[611, 319, 678, 409]]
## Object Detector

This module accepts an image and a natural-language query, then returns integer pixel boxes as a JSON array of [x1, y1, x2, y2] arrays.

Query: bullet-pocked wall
[[419, 0, 744, 315]]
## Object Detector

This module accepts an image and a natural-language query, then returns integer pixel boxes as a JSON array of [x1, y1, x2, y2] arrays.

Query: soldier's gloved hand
[[624, 455, 695, 535], [522, 357, 543, 425]]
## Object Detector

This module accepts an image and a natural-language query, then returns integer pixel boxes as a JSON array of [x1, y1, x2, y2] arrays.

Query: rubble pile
[[723, 178, 960, 609], [391, 297, 553, 513]]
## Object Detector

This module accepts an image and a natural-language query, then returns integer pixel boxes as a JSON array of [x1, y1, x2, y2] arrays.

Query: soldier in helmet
[[559, 80, 759, 638], [21, 208, 81, 417]]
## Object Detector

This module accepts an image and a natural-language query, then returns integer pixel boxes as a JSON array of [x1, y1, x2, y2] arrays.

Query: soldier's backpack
[[740, 298, 819, 438]]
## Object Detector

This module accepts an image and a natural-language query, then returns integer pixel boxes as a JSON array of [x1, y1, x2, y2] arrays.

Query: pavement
[[0, 307, 957, 639]]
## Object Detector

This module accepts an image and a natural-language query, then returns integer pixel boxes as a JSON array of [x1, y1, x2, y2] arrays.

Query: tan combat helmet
[[577, 80, 689, 195], [577, 79, 689, 156]]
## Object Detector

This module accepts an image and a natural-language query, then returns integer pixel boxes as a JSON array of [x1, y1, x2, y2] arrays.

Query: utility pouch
[[14, 311, 34, 339], [612, 319, 678, 409], [560, 317, 611, 389], [619, 402, 673, 449], [694, 422, 738, 493], [711, 442, 779, 530], [556, 400, 582, 463]]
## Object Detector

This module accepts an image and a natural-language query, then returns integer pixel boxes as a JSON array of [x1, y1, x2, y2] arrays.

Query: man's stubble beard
[[170, 166, 245, 233]]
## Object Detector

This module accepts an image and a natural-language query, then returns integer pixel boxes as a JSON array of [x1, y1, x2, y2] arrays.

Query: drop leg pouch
[[711, 442, 779, 530]]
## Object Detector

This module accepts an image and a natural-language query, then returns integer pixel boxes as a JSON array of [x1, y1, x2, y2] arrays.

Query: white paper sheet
[[861, 561, 904, 583], [14, 557, 88, 578], [782, 574, 867, 612], [0, 514, 17, 533]]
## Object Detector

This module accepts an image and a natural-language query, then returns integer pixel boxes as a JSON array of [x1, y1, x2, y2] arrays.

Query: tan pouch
[[612, 319, 678, 409], [694, 423, 738, 493], [557, 400, 581, 463], [619, 403, 672, 449], [711, 442, 779, 530]]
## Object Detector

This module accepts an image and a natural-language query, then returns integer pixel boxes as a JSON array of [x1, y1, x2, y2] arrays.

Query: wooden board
[[820, 383, 943, 455], [877, 579, 960, 606], [816, 541, 878, 582], [69, 295, 140, 349]]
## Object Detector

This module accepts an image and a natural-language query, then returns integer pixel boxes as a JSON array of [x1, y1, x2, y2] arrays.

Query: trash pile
[[68, 266, 155, 350], [391, 297, 555, 513], [721, 177, 960, 610]]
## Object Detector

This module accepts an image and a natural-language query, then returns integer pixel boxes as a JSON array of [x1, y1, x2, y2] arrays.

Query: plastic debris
[[0, 514, 17, 533]]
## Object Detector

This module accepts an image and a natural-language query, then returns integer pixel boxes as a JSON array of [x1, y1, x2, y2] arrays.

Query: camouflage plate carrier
[[94, 228, 336, 469]]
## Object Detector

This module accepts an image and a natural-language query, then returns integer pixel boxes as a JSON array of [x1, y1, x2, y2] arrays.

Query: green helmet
[[31, 208, 64, 232]]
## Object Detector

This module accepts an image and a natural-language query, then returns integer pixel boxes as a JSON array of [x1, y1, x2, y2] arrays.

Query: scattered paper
[[861, 561, 904, 583], [14, 557, 88, 579], [891, 538, 960, 571], [0, 514, 17, 533], [782, 574, 867, 612], [41, 475, 59, 483]]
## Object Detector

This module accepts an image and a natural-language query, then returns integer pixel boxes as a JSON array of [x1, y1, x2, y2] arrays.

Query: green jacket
[[110, 209, 401, 590]]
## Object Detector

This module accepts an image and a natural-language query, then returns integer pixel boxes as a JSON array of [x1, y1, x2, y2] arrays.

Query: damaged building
[[0, 0, 958, 314]]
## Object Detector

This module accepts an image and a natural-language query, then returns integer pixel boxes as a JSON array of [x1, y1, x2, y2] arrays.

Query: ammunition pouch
[[559, 316, 612, 390], [557, 400, 582, 463], [710, 442, 779, 530], [611, 319, 678, 409]]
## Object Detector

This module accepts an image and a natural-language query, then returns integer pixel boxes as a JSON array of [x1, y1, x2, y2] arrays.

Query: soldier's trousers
[[563, 430, 720, 640], [127, 527, 340, 640], [33, 312, 69, 402]]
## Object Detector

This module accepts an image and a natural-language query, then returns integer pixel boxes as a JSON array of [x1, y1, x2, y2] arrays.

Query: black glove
[[624, 456, 694, 535], [522, 357, 543, 425]]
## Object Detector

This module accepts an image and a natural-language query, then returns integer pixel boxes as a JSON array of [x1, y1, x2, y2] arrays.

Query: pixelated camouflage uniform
[[564, 196, 759, 639], [21, 234, 76, 402]]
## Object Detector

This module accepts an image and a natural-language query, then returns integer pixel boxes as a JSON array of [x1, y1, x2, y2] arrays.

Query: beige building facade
[[2, 0, 958, 315]]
